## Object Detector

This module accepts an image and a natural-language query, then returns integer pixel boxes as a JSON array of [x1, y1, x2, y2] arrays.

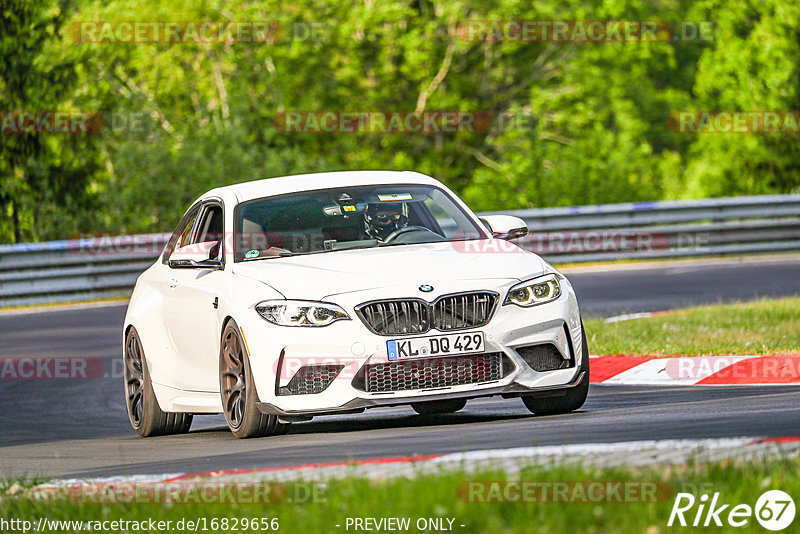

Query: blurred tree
[[0, 0, 100, 242], [683, 0, 800, 197], [1, 0, 796, 242], [463, 0, 704, 209]]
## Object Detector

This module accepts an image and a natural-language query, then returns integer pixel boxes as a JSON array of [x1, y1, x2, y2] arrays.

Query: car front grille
[[356, 300, 430, 335], [516, 343, 573, 372], [356, 292, 498, 336], [432, 293, 497, 331], [352, 352, 512, 393]]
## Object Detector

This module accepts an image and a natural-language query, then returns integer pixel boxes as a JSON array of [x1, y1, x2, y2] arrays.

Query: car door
[[163, 200, 226, 392]]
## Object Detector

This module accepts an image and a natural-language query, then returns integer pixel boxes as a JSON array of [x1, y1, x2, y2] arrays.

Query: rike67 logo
[[668, 490, 795, 531]]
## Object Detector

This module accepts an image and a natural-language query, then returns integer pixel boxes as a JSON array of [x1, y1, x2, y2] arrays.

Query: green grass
[[585, 297, 800, 357], [1, 458, 798, 533]]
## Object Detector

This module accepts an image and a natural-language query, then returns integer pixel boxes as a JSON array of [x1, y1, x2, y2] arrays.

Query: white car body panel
[[124, 170, 585, 417]]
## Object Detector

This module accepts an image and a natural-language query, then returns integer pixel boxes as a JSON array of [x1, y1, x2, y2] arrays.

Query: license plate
[[387, 332, 485, 361]]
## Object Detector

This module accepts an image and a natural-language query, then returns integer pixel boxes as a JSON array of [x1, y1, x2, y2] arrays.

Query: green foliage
[[1, 0, 798, 242], [683, 0, 800, 197], [0, 0, 101, 242], [2, 458, 799, 533], [585, 296, 800, 356]]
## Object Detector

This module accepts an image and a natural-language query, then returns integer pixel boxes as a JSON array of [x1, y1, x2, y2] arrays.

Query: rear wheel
[[522, 326, 590, 416], [411, 398, 467, 415], [124, 327, 193, 437], [220, 320, 287, 438]]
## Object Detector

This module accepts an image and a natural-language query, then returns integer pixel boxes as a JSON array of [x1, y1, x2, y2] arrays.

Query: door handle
[[168, 278, 178, 289]]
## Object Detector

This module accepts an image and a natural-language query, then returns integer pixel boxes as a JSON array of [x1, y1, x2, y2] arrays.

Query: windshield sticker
[[342, 205, 356, 212], [244, 249, 260, 259], [378, 193, 413, 202]]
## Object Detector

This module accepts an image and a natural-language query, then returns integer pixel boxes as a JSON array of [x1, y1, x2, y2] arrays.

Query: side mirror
[[480, 215, 529, 240], [168, 241, 223, 269]]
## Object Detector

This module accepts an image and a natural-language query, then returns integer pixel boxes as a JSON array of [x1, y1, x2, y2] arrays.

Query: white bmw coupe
[[123, 171, 589, 438]]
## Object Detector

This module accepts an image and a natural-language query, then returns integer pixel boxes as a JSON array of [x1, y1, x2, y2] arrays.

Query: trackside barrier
[[0, 195, 798, 307]]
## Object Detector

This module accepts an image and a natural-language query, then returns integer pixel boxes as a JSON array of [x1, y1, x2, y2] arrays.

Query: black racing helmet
[[364, 202, 409, 241]]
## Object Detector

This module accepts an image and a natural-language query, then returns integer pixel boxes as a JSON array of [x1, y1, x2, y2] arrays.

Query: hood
[[231, 240, 547, 300]]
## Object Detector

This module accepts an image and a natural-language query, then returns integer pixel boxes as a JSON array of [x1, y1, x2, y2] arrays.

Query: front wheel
[[220, 320, 287, 439], [522, 326, 590, 416], [124, 327, 193, 437]]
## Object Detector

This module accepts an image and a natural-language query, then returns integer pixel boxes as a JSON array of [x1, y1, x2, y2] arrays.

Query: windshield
[[234, 184, 485, 261]]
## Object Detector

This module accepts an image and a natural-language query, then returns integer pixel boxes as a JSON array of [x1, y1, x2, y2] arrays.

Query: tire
[[219, 319, 287, 439], [274, 420, 291, 435], [411, 398, 467, 415], [522, 325, 590, 416], [124, 327, 193, 437]]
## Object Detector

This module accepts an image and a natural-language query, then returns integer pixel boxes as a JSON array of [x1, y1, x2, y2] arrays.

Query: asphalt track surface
[[1, 256, 798, 479]]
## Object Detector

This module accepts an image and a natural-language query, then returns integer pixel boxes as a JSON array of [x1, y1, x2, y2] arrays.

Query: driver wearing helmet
[[364, 202, 409, 242]]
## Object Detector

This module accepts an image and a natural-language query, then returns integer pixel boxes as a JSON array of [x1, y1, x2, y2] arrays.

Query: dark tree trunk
[[12, 200, 21, 243]]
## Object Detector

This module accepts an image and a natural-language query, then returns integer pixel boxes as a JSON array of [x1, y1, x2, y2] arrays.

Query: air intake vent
[[278, 364, 344, 395], [356, 292, 498, 336], [352, 353, 512, 393], [516, 344, 573, 372]]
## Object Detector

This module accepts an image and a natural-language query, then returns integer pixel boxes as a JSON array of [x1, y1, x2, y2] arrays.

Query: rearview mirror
[[168, 241, 223, 269], [480, 215, 529, 240]]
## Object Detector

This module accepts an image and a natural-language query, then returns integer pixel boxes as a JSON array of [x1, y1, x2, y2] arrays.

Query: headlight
[[255, 300, 350, 327], [504, 274, 562, 307]]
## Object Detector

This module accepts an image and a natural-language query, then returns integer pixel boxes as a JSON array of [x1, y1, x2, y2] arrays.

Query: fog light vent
[[279, 364, 344, 395], [516, 344, 573, 372]]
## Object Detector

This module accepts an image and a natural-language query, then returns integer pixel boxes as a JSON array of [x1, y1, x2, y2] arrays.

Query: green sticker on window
[[244, 249, 260, 259]]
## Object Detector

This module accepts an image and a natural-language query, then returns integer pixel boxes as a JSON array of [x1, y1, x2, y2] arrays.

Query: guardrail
[[0, 194, 798, 307]]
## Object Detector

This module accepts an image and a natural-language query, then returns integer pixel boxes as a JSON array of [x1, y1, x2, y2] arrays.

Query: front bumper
[[239, 279, 584, 417], [256, 366, 588, 418]]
